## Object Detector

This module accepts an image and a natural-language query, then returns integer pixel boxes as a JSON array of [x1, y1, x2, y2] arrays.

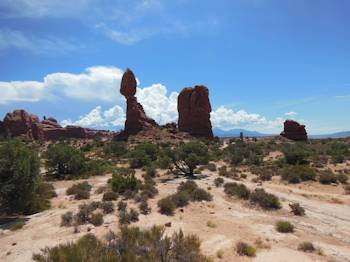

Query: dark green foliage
[[276, 220, 294, 233], [224, 140, 264, 166], [171, 191, 190, 208], [224, 182, 250, 200], [89, 213, 103, 226], [145, 165, 157, 177], [99, 201, 114, 214], [158, 197, 176, 215], [84, 159, 111, 177], [45, 142, 86, 178], [129, 143, 159, 168], [156, 156, 172, 169], [236, 242, 256, 257], [289, 203, 305, 216], [111, 168, 138, 194], [190, 188, 213, 201], [33, 226, 209, 262], [249, 188, 281, 210], [318, 172, 337, 184], [214, 177, 224, 187], [169, 141, 209, 177], [0, 139, 52, 215], [66, 182, 91, 200], [103, 141, 127, 157], [327, 142, 349, 164], [102, 191, 118, 201], [61, 211, 73, 227], [281, 165, 317, 183], [298, 241, 315, 252], [139, 200, 151, 215], [282, 143, 309, 165], [336, 174, 348, 184]]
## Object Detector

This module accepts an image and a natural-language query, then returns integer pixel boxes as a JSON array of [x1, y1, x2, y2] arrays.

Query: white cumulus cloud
[[285, 111, 297, 117]]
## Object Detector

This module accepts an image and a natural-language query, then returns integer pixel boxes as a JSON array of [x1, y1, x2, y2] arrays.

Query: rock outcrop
[[120, 69, 157, 134], [178, 85, 213, 139], [0, 109, 113, 140], [280, 120, 308, 141]]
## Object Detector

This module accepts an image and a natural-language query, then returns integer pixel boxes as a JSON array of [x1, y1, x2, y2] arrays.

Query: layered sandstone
[[280, 120, 308, 141]]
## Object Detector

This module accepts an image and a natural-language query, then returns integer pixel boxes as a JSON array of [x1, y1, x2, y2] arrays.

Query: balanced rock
[[120, 69, 157, 134], [2, 109, 39, 139], [178, 85, 213, 139], [280, 120, 307, 141]]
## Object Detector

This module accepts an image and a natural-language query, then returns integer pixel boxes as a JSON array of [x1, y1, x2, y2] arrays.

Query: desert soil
[[1, 164, 350, 262]]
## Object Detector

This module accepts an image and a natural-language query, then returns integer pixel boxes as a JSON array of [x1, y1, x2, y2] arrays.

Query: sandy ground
[[1, 165, 350, 262]]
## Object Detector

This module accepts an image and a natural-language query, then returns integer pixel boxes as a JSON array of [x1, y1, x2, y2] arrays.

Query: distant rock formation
[[120, 69, 157, 134], [280, 120, 308, 141], [178, 85, 213, 139], [0, 109, 112, 140]]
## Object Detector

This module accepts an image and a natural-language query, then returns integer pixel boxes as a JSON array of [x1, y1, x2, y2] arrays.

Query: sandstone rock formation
[[280, 120, 308, 141], [120, 69, 157, 134], [178, 85, 213, 139], [0, 109, 112, 140]]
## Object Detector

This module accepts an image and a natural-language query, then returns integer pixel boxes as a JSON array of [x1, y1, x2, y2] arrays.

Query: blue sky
[[0, 0, 349, 134]]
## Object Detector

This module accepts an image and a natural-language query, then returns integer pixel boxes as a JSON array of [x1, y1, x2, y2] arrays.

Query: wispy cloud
[[0, 29, 78, 55]]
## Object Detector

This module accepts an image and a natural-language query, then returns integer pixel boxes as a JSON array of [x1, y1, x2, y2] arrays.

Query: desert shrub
[[118, 208, 139, 225], [34, 226, 209, 262], [74, 203, 97, 225], [205, 163, 217, 171], [95, 185, 107, 194], [276, 220, 294, 233], [250, 188, 281, 210], [102, 191, 118, 201], [61, 211, 73, 227], [190, 188, 213, 201], [171, 191, 190, 208], [282, 143, 309, 165], [236, 242, 256, 257], [298, 241, 315, 252], [66, 182, 91, 200], [224, 140, 264, 166], [156, 156, 172, 169], [289, 203, 305, 216], [218, 166, 229, 176], [139, 176, 158, 199], [84, 159, 111, 176], [100, 201, 114, 214], [281, 165, 317, 183], [89, 213, 103, 226], [117, 201, 127, 211], [178, 180, 198, 194], [336, 174, 348, 184], [224, 182, 251, 200], [111, 168, 138, 194], [0, 139, 52, 215], [214, 177, 224, 187], [103, 141, 127, 157], [158, 197, 176, 215], [139, 200, 151, 215], [169, 141, 209, 177], [129, 143, 159, 168], [145, 165, 157, 177], [45, 142, 86, 178], [318, 172, 337, 184]]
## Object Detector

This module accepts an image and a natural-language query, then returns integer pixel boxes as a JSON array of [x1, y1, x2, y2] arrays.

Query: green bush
[[33, 226, 209, 261], [289, 203, 305, 216], [45, 142, 86, 178], [169, 142, 209, 177], [282, 143, 309, 165], [236, 242, 256, 257], [190, 188, 213, 201], [0, 139, 52, 215], [224, 182, 251, 200], [276, 220, 294, 233], [84, 159, 111, 176], [281, 165, 317, 184], [89, 213, 103, 226], [139, 200, 151, 215], [171, 191, 190, 207], [214, 177, 224, 187], [61, 211, 73, 227], [103, 141, 127, 157], [111, 168, 138, 194], [129, 143, 159, 168], [158, 197, 176, 215], [250, 188, 281, 210], [102, 191, 118, 201], [66, 182, 91, 200], [318, 172, 337, 184], [145, 165, 157, 177], [298, 241, 315, 252]]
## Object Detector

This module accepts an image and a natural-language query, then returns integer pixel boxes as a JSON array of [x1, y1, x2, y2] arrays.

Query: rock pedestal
[[280, 120, 308, 141], [178, 85, 213, 139]]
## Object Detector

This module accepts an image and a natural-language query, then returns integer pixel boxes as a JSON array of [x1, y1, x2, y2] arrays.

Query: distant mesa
[[280, 120, 308, 141], [0, 109, 112, 140], [178, 85, 213, 139], [120, 68, 158, 135]]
